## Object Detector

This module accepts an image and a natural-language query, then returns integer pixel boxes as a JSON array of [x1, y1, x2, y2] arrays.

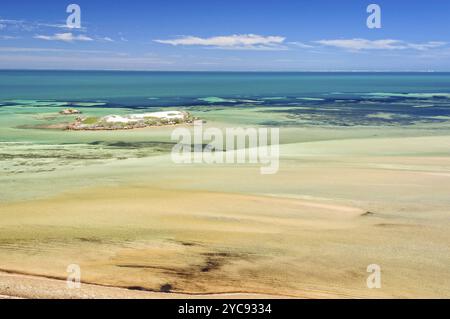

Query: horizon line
[[1, 69, 450, 73]]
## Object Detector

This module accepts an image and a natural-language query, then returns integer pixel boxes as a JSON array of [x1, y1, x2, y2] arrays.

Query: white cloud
[[0, 19, 87, 32], [316, 38, 447, 51], [37, 23, 87, 32], [288, 41, 314, 49], [0, 47, 124, 55], [316, 39, 405, 50], [118, 33, 128, 42], [34, 32, 93, 42], [0, 35, 19, 40], [155, 34, 286, 50], [101, 37, 114, 42], [0, 19, 35, 32], [407, 41, 446, 51]]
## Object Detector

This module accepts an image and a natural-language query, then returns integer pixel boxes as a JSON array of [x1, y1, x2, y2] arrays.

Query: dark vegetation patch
[[200, 259, 221, 273], [0, 152, 114, 161], [115, 251, 248, 282], [89, 141, 176, 150], [116, 264, 185, 273], [180, 241, 197, 247], [76, 237, 103, 243], [198, 252, 241, 273], [159, 284, 173, 293], [258, 96, 450, 126], [361, 211, 376, 217]]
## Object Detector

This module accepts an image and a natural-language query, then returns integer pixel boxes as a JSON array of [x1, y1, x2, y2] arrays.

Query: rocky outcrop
[[67, 111, 197, 131], [60, 109, 82, 115]]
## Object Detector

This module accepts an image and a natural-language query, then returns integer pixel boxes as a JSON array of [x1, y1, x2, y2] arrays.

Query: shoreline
[[0, 270, 296, 299], [66, 121, 193, 131], [66, 110, 196, 131]]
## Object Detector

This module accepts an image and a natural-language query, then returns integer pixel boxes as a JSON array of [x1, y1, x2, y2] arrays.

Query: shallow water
[[1, 72, 450, 195], [1, 72, 450, 297]]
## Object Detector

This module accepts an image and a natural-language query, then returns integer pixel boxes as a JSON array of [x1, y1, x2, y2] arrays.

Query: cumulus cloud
[[316, 38, 447, 51], [34, 32, 93, 42], [155, 34, 286, 50]]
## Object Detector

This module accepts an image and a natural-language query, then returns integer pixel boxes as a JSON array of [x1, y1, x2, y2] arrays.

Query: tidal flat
[[1, 72, 450, 298]]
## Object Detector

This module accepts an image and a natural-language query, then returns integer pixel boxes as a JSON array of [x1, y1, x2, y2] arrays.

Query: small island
[[67, 111, 196, 130], [60, 108, 82, 115]]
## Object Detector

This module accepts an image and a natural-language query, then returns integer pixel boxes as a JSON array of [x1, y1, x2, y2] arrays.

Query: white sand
[[103, 111, 186, 124]]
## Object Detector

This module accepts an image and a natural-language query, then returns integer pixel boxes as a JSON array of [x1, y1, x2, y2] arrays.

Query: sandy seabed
[[0, 123, 449, 299]]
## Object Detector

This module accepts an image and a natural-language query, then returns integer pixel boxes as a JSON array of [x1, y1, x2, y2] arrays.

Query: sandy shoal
[[0, 134, 449, 298]]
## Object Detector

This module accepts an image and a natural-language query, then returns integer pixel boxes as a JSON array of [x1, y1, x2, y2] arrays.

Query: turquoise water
[[1, 71, 450, 128], [1, 71, 450, 103], [1, 71, 450, 198], [0, 71, 450, 129], [1, 71, 450, 130]]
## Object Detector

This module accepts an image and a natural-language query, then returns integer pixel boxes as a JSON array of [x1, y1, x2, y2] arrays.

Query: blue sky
[[0, 0, 449, 71]]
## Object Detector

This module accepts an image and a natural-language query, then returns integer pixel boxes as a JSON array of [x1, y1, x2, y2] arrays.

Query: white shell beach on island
[[103, 111, 187, 124]]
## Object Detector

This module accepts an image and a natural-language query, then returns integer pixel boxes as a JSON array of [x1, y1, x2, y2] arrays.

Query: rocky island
[[60, 108, 82, 115], [67, 110, 196, 130]]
